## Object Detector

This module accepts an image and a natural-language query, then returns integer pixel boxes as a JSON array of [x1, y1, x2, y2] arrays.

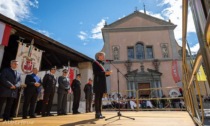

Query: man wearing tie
[[0, 60, 21, 121], [22, 67, 41, 119], [42, 66, 57, 117]]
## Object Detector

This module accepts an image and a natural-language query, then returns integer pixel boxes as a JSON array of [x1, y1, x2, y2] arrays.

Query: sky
[[0, 0, 199, 59]]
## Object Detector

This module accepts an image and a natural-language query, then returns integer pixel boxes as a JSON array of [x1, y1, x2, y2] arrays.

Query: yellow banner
[[197, 64, 207, 81]]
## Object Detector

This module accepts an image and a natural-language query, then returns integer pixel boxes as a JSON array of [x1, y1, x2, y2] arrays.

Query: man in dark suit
[[71, 74, 81, 114], [22, 67, 41, 119], [0, 60, 21, 121], [92, 52, 112, 119], [57, 69, 70, 115], [42, 67, 57, 117], [84, 78, 93, 113]]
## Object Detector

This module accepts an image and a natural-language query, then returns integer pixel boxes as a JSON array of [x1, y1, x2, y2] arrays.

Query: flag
[[68, 67, 75, 94], [190, 60, 207, 81], [197, 64, 207, 81], [0, 21, 12, 46], [69, 68, 75, 85], [16, 42, 43, 74], [172, 60, 180, 83]]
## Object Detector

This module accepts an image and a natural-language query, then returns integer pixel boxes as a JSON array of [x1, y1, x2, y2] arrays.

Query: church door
[[138, 83, 150, 97]]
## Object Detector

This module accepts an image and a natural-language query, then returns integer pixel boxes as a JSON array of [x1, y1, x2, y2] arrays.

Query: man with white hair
[[0, 60, 21, 121], [92, 52, 112, 119]]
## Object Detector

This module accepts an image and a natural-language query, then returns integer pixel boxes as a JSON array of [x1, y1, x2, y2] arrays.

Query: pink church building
[[101, 11, 183, 98]]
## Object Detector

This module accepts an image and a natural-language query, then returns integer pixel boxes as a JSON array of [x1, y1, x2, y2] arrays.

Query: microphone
[[105, 59, 114, 62]]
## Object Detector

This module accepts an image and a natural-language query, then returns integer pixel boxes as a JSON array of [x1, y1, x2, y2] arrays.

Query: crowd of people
[[101, 93, 185, 110]]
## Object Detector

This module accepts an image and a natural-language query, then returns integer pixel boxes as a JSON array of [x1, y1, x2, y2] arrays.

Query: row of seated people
[[102, 94, 185, 110]]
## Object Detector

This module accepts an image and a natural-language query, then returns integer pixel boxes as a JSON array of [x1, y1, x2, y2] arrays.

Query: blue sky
[[0, 0, 199, 58]]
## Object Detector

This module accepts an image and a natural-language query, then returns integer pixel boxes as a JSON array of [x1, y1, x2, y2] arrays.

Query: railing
[[182, 0, 210, 126], [102, 86, 185, 111]]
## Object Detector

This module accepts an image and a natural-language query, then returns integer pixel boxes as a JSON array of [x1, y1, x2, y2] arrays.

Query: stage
[[0, 111, 195, 126]]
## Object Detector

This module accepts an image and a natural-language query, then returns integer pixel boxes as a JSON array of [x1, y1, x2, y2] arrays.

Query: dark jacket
[[57, 76, 70, 94], [0, 68, 21, 98], [92, 60, 108, 93], [84, 83, 93, 99], [24, 73, 41, 94], [71, 79, 81, 92], [42, 73, 57, 93]]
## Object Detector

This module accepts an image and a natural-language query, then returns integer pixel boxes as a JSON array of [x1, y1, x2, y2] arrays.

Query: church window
[[146, 46, 153, 59], [127, 47, 134, 60], [136, 43, 145, 59]]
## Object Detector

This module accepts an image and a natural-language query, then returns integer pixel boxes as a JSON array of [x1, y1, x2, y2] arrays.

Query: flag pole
[[68, 61, 72, 113], [16, 39, 34, 117]]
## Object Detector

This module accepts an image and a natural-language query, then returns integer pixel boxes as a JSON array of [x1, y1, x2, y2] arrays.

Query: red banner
[[172, 60, 180, 83], [69, 68, 74, 85], [68, 68, 74, 94], [0, 22, 12, 46]]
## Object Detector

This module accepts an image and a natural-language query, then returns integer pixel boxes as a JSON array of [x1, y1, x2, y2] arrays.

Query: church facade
[[102, 11, 182, 98]]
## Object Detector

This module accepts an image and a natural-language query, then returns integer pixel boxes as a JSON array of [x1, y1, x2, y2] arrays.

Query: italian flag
[[0, 21, 12, 46]]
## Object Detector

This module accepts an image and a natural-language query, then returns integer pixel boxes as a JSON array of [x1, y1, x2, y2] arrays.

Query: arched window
[[136, 43, 145, 59]]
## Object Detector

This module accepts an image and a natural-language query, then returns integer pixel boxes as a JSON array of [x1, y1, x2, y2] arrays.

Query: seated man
[[102, 94, 109, 109], [146, 100, 153, 108]]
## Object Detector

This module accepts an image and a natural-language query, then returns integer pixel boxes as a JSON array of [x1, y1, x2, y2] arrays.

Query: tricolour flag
[[0, 21, 12, 46]]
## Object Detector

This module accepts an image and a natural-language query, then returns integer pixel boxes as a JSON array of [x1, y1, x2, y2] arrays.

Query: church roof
[[102, 11, 176, 32]]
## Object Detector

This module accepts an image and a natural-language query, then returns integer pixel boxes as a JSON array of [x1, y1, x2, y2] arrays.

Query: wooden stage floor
[[0, 111, 195, 126]]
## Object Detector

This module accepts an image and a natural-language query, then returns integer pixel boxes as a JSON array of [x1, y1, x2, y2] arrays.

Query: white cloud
[[78, 31, 87, 40], [37, 29, 51, 37], [78, 18, 108, 42], [0, 0, 38, 22], [159, 0, 196, 46], [190, 43, 200, 54], [139, 10, 164, 20], [91, 19, 105, 39]]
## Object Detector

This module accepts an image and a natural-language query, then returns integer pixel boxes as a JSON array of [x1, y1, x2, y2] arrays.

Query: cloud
[[139, 10, 165, 20], [91, 19, 106, 39], [158, 0, 196, 46], [0, 0, 38, 22], [190, 43, 200, 54], [78, 31, 88, 40], [78, 19, 106, 41], [37, 29, 51, 37]]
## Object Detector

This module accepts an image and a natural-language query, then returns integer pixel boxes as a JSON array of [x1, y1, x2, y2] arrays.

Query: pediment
[[106, 11, 174, 29], [126, 68, 162, 77]]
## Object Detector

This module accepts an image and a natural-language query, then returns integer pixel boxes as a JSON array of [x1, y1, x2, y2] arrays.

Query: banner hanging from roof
[[16, 40, 43, 74], [0, 21, 12, 46], [172, 60, 180, 83]]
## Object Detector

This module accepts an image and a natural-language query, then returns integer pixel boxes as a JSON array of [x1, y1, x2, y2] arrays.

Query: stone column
[[132, 82, 136, 97], [78, 62, 93, 101], [157, 81, 162, 97], [127, 81, 131, 97]]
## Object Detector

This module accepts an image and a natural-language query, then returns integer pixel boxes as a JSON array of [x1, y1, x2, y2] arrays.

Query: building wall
[[108, 30, 173, 60], [102, 12, 183, 97]]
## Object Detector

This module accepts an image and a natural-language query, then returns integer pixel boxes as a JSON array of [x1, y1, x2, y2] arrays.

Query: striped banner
[[0, 21, 12, 46]]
